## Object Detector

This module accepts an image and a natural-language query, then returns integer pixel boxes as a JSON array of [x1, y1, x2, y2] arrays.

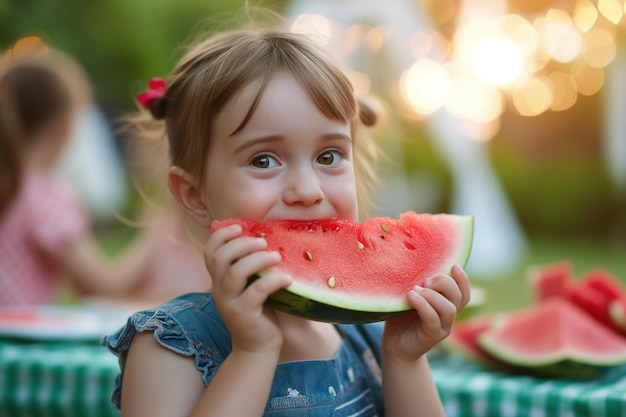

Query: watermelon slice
[[446, 317, 506, 368], [211, 211, 473, 323], [478, 298, 626, 378], [565, 268, 626, 334]]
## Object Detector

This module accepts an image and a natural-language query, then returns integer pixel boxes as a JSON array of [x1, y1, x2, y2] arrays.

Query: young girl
[[0, 48, 159, 306], [104, 25, 470, 417]]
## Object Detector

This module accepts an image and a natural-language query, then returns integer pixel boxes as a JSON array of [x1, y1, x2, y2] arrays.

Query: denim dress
[[103, 292, 385, 416]]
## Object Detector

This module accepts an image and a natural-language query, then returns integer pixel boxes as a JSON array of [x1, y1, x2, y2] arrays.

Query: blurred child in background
[[0, 41, 161, 306], [122, 122, 211, 301]]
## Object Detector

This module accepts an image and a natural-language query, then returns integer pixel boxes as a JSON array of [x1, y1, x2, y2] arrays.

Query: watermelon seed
[[381, 224, 390, 233], [304, 251, 313, 261], [256, 232, 266, 237], [357, 242, 365, 250], [327, 276, 336, 288]]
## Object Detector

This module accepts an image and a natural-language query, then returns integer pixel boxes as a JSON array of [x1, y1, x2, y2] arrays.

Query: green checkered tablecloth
[[431, 353, 626, 417], [2, 339, 626, 417], [0, 340, 119, 417]]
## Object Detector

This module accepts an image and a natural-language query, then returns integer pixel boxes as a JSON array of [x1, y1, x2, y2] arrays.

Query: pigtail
[[114, 77, 172, 218], [147, 96, 167, 120], [357, 96, 378, 127]]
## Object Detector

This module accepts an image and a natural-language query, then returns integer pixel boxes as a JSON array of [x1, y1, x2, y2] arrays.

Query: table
[[431, 353, 626, 417], [0, 340, 119, 417], [2, 339, 626, 417]]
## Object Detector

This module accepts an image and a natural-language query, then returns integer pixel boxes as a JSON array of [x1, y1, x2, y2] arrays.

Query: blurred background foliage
[[1, 0, 284, 111], [2, 0, 624, 271]]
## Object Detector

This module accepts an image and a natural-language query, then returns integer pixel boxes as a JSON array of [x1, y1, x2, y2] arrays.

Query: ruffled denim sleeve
[[102, 292, 231, 409]]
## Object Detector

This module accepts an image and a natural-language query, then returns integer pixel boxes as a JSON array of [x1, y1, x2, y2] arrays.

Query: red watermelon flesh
[[446, 318, 524, 373], [447, 318, 503, 367], [566, 268, 626, 334], [211, 211, 473, 323], [479, 298, 626, 372], [581, 268, 625, 300], [528, 261, 572, 302]]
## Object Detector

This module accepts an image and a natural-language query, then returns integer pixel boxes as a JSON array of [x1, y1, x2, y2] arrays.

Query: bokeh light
[[290, 13, 333, 46], [538, 9, 583, 63], [582, 27, 617, 68], [573, 0, 599, 32], [597, 0, 623, 24], [400, 59, 451, 116], [471, 37, 524, 86], [288, 0, 623, 140], [444, 66, 504, 123], [512, 76, 553, 116]]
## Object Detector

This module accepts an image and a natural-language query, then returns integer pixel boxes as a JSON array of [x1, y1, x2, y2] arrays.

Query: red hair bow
[[136, 77, 166, 108]]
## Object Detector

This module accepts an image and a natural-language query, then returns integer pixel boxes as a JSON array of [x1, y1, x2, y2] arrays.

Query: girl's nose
[[283, 166, 324, 206]]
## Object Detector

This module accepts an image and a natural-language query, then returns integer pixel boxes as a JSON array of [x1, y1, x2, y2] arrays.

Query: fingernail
[[256, 237, 267, 247], [413, 285, 424, 293], [230, 224, 242, 232], [423, 278, 433, 288]]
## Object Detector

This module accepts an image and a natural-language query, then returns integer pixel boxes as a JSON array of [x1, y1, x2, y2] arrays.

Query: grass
[[471, 235, 626, 315]]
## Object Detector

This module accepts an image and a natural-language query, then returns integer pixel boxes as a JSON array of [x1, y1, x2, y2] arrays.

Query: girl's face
[[203, 74, 358, 223]]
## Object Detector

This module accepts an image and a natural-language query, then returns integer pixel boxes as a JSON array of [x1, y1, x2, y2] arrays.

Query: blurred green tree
[[1, 0, 285, 111]]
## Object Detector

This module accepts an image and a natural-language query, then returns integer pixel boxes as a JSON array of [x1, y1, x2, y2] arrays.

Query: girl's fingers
[[240, 270, 293, 308], [205, 226, 272, 286], [409, 286, 457, 331], [423, 274, 463, 310], [220, 250, 282, 296], [450, 264, 471, 310], [408, 287, 439, 325], [204, 224, 242, 261]]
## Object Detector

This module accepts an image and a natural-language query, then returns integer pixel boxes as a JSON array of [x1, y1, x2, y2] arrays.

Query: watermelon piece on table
[[212, 211, 473, 323], [478, 298, 626, 379], [581, 268, 625, 300], [528, 261, 572, 302], [446, 317, 515, 372], [566, 268, 626, 334]]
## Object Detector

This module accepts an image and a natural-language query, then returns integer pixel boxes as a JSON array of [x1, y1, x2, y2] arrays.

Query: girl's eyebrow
[[233, 135, 281, 154], [233, 133, 352, 154]]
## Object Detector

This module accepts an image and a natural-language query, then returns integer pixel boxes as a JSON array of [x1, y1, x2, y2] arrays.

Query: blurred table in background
[[431, 353, 626, 417], [2, 307, 626, 417], [0, 305, 127, 417], [0, 339, 119, 417]]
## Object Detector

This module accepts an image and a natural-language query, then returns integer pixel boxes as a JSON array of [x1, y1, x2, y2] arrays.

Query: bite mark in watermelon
[[478, 298, 626, 378], [211, 211, 473, 323]]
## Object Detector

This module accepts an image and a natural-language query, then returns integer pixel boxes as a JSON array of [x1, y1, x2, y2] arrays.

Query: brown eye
[[317, 151, 339, 166], [251, 155, 277, 169]]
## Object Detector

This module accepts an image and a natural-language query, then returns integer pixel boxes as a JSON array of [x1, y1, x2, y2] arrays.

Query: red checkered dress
[[0, 172, 88, 306]]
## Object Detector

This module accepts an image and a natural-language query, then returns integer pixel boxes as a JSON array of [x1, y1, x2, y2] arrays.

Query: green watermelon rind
[[261, 214, 474, 324]]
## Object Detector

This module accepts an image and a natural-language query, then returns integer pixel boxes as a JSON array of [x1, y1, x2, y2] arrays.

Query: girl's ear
[[168, 166, 212, 228]]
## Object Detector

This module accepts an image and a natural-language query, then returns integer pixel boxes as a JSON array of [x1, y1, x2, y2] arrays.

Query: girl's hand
[[203, 224, 292, 354], [382, 265, 470, 363]]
